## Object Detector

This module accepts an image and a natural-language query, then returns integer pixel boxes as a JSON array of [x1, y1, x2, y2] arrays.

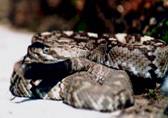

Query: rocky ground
[[119, 90, 168, 118]]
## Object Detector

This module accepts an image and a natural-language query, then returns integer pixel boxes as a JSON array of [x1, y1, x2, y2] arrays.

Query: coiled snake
[[10, 31, 168, 112]]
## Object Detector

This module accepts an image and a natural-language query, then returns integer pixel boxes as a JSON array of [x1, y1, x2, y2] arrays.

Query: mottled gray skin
[[28, 31, 168, 80], [10, 58, 134, 112], [10, 31, 168, 112]]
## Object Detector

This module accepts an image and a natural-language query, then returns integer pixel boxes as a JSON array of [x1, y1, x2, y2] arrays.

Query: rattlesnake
[[10, 31, 168, 112]]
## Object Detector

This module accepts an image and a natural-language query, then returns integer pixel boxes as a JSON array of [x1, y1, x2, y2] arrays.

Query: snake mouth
[[10, 60, 72, 99]]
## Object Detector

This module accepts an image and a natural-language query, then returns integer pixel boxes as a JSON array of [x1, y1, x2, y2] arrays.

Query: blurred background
[[0, 1, 168, 117], [0, 0, 168, 41]]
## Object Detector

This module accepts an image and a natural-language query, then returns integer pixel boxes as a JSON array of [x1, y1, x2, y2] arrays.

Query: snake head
[[24, 31, 91, 63], [24, 42, 64, 63]]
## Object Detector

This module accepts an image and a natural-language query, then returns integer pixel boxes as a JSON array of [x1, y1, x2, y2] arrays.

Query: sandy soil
[[0, 25, 121, 118]]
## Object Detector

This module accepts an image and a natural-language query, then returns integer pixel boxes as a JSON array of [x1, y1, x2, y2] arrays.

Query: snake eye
[[43, 47, 49, 54]]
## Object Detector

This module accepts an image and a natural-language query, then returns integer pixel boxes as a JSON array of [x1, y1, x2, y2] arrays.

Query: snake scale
[[10, 31, 168, 112]]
